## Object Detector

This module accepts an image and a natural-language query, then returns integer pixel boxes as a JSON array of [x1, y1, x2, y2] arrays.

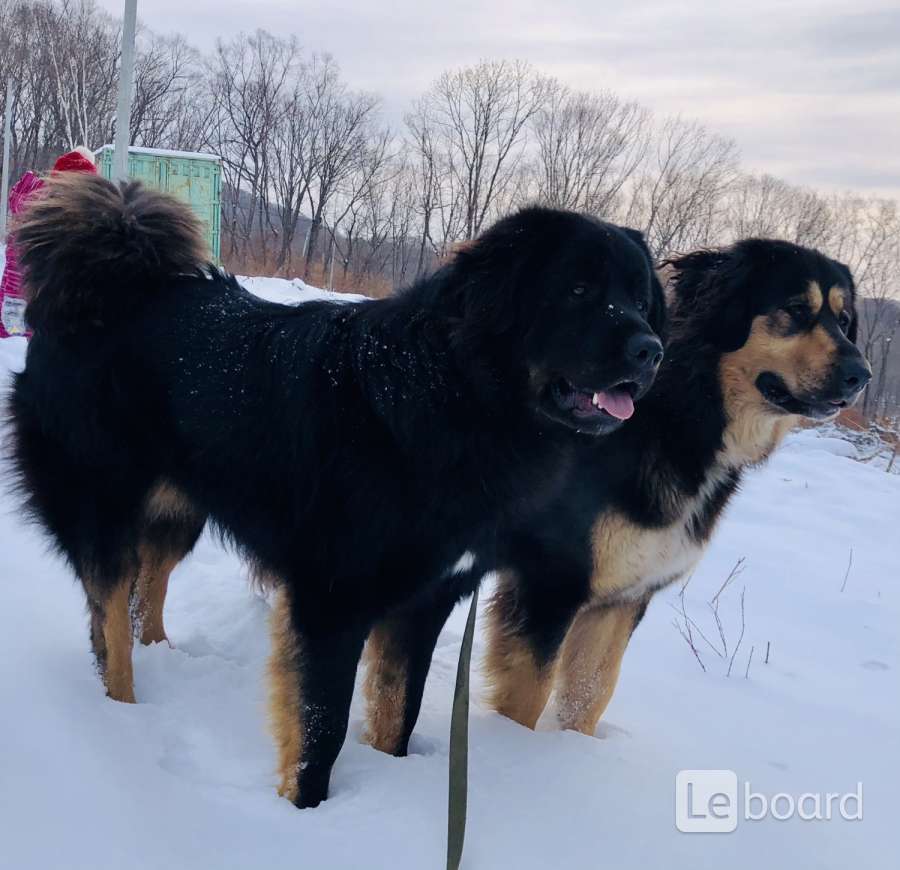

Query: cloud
[[100, 0, 900, 197]]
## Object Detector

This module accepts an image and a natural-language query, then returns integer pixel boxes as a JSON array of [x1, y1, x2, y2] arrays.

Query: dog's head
[[445, 208, 665, 435], [667, 239, 871, 423]]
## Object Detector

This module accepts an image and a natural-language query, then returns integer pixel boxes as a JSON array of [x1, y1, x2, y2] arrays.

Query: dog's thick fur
[[482, 239, 871, 735], [8, 174, 664, 807]]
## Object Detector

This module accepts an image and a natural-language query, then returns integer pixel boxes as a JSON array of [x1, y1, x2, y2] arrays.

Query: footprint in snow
[[406, 734, 439, 757], [595, 721, 631, 740]]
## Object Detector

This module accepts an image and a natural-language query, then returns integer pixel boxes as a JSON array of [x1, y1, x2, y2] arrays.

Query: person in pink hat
[[1, 146, 97, 338]]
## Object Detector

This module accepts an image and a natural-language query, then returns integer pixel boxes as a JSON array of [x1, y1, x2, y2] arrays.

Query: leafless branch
[[840, 547, 854, 593], [726, 587, 747, 677]]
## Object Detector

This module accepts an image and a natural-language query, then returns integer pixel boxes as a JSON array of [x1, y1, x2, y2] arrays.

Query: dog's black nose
[[840, 359, 872, 395], [626, 333, 664, 370]]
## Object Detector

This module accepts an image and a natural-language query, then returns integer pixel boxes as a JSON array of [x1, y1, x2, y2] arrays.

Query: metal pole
[[0, 76, 13, 239], [112, 0, 138, 182]]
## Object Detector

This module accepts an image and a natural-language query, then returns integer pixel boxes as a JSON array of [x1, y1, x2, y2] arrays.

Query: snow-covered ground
[[1, 275, 897, 869]]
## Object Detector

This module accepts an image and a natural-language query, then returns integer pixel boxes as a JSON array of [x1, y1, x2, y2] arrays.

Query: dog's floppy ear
[[446, 211, 538, 340], [622, 228, 667, 341], [831, 258, 859, 344], [715, 294, 755, 352], [664, 250, 728, 308], [666, 246, 755, 352]]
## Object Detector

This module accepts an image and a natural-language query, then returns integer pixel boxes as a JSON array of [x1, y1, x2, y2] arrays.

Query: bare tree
[[383, 157, 420, 286], [413, 59, 549, 243], [207, 30, 298, 265], [344, 133, 403, 283], [726, 173, 837, 248], [404, 102, 448, 272], [531, 81, 649, 216], [301, 54, 380, 278], [623, 116, 738, 258], [0, 0, 119, 175], [268, 70, 318, 272], [131, 31, 211, 151], [40, 0, 118, 151]]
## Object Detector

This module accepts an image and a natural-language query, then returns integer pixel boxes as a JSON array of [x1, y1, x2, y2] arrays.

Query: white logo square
[[675, 769, 738, 833]]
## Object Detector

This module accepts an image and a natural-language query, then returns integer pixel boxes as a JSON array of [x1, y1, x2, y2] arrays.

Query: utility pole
[[0, 76, 13, 239], [112, 0, 138, 182]]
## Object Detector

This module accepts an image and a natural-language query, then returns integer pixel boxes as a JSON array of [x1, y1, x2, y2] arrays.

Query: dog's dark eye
[[784, 303, 808, 320], [572, 286, 586, 297], [838, 310, 851, 332]]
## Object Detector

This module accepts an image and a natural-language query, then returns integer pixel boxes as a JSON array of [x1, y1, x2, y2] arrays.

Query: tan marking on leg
[[362, 620, 408, 754], [268, 586, 303, 802], [136, 482, 203, 645], [555, 602, 640, 735], [101, 581, 136, 704], [484, 582, 556, 729], [135, 545, 179, 646]]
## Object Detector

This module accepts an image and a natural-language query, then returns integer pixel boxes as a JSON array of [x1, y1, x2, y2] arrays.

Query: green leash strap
[[447, 587, 479, 870]]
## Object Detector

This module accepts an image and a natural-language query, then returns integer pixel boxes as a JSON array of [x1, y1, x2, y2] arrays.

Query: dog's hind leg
[[134, 552, 175, 646], [363, 584, 462, 757], [83, 483, 204, 700], [84, 575, 137, 704], [269, 587, 368, 808], [554, 595, 651, 735], [134, 487, 205, 646]]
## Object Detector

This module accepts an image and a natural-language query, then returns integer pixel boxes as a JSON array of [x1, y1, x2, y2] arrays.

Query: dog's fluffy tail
[[15, 173, 207, 332]]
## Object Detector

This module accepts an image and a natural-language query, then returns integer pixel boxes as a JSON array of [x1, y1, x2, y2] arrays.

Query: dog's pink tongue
[[596, 388, 634, 420]]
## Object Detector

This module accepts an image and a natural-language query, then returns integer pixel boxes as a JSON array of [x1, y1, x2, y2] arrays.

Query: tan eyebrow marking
[[806, 281, 823, 314], [828, 285, 846, 316]]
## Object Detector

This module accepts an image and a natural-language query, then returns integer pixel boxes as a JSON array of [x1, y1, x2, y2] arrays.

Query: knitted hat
[[52, 148, 97, 174]]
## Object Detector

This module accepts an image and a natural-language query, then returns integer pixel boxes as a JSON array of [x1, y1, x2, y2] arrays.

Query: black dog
[[477, 239, 871, 735], [9, 174, 664, 808]]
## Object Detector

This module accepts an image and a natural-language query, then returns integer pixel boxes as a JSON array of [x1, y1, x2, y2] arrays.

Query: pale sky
[[99, 0, 900, 199]]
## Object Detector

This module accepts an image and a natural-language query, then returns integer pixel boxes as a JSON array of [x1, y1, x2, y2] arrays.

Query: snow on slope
[[238, 275, 368, 306], [0, 276, 897, 870]]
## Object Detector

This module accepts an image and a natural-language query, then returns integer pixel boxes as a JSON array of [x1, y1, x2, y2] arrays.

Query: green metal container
[[97, 145, 222, 262]]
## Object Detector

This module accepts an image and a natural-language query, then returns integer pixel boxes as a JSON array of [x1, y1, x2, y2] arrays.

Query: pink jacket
[[1, 172, 44, 337]]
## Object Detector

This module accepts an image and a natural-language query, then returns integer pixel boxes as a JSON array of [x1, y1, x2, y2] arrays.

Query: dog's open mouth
[[756, 372, 846, 420], [551, 378, 639, 421]]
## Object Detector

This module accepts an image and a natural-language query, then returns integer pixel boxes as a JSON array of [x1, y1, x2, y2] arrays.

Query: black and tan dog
[[479, 239, 871, 735], [8, 174, 665, 807]]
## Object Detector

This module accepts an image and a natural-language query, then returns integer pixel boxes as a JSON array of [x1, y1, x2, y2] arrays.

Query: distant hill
[[858, 296, 900, 417]]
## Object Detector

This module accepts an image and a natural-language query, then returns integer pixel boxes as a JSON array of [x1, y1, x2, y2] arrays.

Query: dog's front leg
[[363, 581, 463, 757], [554, 595, 651, 735], [268, 587, 368, 808]]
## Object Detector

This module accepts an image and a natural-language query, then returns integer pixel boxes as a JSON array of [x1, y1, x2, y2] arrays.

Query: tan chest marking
[[589, 467, 737, 603], [591, 509, 704, 603], [590, 343, 803, 605]]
